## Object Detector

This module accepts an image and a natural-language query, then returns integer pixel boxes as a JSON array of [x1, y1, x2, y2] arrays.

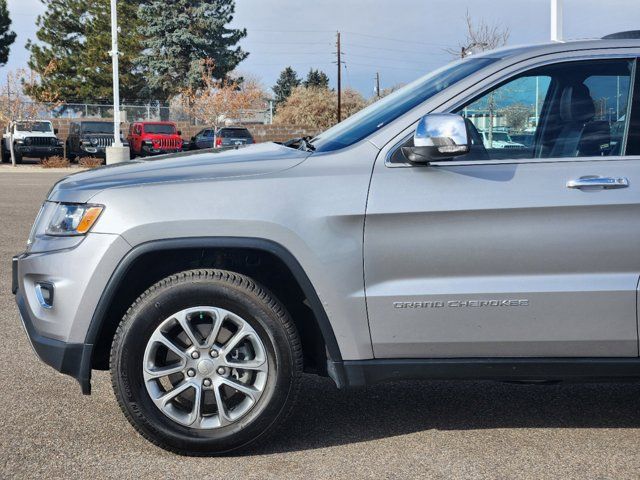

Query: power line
[[249, 51, 334, 55], [345, 51, 440, 64], [243, 41, 333, 46], [342, 31, 450, 48], [249, 29, 335, 34], [344, 42, 448, 56], [346, 61, 426, 72]]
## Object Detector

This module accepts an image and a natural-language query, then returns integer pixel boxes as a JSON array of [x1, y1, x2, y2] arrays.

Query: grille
[[95, 137, 114, 148], [25, 137, 55, 147], [157, 138, 181, 149]]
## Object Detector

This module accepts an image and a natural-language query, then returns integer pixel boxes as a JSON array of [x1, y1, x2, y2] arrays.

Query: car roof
[[473, 37, 640, 63]]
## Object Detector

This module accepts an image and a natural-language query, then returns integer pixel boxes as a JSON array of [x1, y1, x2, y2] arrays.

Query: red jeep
[[127, 121, 184, 157]]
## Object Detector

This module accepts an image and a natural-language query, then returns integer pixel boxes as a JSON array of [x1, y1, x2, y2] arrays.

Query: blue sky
[[5, 0, 640, 97]]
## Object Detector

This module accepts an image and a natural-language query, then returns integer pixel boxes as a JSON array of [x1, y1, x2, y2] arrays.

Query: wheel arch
[[84, 237, 346, 391]]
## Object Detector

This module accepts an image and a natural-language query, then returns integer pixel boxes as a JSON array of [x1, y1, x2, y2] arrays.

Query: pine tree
[[136, 0, 248, 102], [272, 67, 301, 108], [26, 0, 144, 103], [0, 0, 16, 66], [303, 69, 329, 89]]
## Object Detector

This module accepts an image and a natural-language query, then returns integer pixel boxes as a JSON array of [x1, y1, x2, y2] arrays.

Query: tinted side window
[[626, 58, 640, 155], [455, 59, 634, 160]]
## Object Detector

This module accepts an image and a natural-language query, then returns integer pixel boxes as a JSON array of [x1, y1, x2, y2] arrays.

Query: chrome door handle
[[566, 176, 629, 190]]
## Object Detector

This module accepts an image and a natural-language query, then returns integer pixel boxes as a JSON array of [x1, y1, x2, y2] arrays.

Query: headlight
[[143, 140, 153, 146], [90, 137, 98, 146], [50, 137, 58, 146], [24, 138, 31, 145], [46, 203, 104, 236]]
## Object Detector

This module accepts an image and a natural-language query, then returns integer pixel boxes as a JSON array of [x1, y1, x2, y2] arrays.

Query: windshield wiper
[[282, 136, 315, 152]]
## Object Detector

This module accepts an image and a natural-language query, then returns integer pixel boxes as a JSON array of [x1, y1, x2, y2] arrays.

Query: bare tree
[[179, 59, 264, 139], [446, 10, 510, 58], [501, 103, 532, 132], [445, 11, 510, 147]]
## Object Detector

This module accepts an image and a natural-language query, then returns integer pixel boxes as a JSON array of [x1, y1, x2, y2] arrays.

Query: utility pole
[[336, 31, 342, 122], [106, 0, 130, 164], [375, 72, 380, 98], [551, 0, 563, 42]]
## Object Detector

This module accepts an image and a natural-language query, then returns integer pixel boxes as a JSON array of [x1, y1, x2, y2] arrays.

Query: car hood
[[13, 131, 57, 139], [48, 142, 311, 203]]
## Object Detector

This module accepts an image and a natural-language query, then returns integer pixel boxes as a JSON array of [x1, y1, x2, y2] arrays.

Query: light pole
[[106, 0, 130, 164], [551, 0, 563, 42]]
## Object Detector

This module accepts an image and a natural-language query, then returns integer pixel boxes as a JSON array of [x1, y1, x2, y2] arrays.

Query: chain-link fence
[[7, 100, 274, 125]]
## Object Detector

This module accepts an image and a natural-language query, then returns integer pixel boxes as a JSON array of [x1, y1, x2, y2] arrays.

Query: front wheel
[[110, 269, 302, 455]]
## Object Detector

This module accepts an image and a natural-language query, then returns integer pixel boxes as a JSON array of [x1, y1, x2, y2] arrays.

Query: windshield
[[82, 122, 114, 134], [491, 132, 511, 142], [220, 128, 252, 139], [144, 123, 176, 135], [312, 57, 499, 153], [16, 121, 52, 133]]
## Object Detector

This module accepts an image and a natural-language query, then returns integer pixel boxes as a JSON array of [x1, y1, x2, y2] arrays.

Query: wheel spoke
[[151, 331, 188, 361], [176, 310, 203, 348], [213, 384, 232, 427], [220, 324, 249, 356], [156, 380, 192, 407], [204, 311, 223, 348], [223, 357, 267, 372], [144, 363, 185, 380], [186, 383, 203, 427], [220, 377, 259, 402]]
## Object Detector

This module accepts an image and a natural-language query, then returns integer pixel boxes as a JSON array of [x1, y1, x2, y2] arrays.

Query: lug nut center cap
[[196, 359, 215, 376]]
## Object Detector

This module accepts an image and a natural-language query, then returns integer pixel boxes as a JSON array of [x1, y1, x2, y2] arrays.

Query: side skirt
[[342, 358, 640, 387]]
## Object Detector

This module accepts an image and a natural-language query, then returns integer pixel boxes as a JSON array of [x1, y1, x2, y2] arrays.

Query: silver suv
[[13, 34, 640, 455]]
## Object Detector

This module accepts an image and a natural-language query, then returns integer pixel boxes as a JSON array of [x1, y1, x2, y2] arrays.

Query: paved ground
[[2, 170, 640, 479]]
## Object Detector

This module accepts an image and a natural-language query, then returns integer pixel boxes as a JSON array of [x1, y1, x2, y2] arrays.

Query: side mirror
[[54, 128, 59, 135], [177, 130, 182, 136], [402, 113, 469, 164]]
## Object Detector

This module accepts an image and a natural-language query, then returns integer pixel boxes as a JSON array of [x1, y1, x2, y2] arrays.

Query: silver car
[[13, 33, 640, 455]]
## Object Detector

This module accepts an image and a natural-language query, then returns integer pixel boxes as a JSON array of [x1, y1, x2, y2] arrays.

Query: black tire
[[1, 144, 9, 163], [13, 148, 22, 164], [110, 269, 302, 456]]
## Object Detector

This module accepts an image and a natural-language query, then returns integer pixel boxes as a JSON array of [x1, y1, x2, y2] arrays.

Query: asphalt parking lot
[[2, 169, 640, 479]]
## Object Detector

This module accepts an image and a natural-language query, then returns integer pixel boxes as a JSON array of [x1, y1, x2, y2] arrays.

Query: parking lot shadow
[[250, 375, 640, 455]]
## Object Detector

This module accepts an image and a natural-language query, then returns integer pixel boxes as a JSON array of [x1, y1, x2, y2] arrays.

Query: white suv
[[2, 120, 63, 163]]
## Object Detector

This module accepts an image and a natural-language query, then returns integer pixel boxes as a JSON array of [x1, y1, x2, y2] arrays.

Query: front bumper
[[80, 146, 107, 158], [16, 145, 64, 157], [13, 255, 92, 394], [142, 145, 182, 156], [12, 234, 131, 395]]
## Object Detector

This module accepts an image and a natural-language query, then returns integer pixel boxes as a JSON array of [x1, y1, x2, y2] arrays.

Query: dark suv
[[66, 121, 126, 161], [190, 126, 254, 150]]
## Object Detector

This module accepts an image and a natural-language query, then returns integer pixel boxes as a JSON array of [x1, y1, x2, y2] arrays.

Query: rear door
[[197, 129, 213, 149], [364, 56, 640, 358]]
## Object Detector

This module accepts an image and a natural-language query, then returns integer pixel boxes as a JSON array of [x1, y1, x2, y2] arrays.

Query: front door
[[364, 57, 640, 358]]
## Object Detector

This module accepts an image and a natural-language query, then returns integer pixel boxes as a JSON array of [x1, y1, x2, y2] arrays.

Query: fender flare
[[82, 237, 345, 392]]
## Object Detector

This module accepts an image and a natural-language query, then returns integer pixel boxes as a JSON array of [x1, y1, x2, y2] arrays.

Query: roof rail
[[602, 30, 640, 40]]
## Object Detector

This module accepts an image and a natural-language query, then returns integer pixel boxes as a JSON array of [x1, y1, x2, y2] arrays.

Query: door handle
[[566, 176, 629, 190]]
